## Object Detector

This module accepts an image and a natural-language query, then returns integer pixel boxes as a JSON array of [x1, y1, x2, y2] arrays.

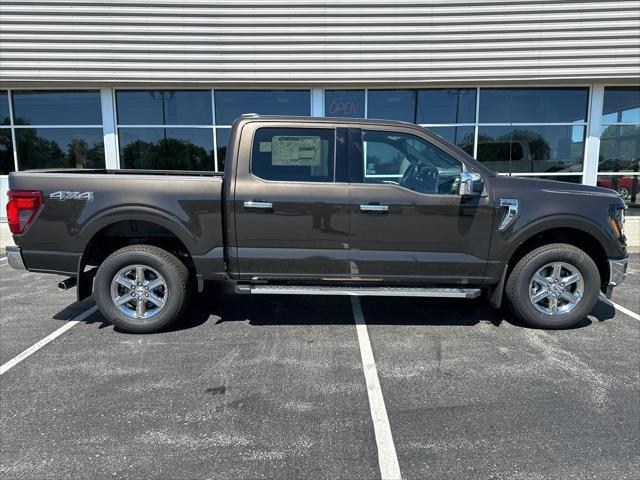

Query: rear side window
[[251, 128, 335, 182]]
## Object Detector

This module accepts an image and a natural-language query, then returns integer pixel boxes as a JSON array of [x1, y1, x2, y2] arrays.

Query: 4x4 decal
[[50, 191, 94, 202]]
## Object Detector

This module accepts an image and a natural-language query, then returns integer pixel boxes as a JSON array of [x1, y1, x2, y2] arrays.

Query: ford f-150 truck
[[5, 115, 629, 333]]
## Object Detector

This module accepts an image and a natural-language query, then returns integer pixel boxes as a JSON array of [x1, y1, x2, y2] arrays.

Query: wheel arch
[[77, 209, 198, 301], [505, 218, 612, 290]]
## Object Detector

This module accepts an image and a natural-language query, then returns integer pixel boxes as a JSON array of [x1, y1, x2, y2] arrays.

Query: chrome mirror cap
[[459, 171, 482, 196]]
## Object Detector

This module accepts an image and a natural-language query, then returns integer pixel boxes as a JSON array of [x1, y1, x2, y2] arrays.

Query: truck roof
[[234, 114, 418, 129]]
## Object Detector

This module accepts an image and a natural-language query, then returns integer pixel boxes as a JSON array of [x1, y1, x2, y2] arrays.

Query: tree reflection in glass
[[16, 128, 104, 170], [119, 128, 214, 171]]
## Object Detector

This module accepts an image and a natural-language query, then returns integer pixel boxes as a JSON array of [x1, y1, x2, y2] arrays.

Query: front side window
[[251, 128, 335, 182], [361, 130, 462, 195]]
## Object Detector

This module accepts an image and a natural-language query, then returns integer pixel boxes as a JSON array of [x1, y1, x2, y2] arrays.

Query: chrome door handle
[[244, 200, 273, 210], [360, 204, 389, 213]]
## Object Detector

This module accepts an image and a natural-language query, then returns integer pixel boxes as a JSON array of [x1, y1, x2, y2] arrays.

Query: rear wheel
[[505, 243, 600, 329], [94, 245, 190, 333]]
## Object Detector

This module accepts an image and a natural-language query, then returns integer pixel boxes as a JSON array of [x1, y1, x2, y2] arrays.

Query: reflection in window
[[425, 126, 475, 156], [602, 87, 640, 124], [596, 175, 639, 207], [368, 89, 477, 125], [116, 90, 212, 125], [15, 128, 104, 170], [215, 91, 311, 125], [251, 128, 334, 183], [599, 125, 640, 172], [324, 90, 365, 118], [367, 90, 416, 122], [215, 128, 230, 171], [479, 88, 588, 123], [12, 90, 102, 126], [477, 126, 585, 174], [0, 128, 14, 174], [119, 128, 214, 170], [0, 91, 10, 125], [416, 89, 476, 124]]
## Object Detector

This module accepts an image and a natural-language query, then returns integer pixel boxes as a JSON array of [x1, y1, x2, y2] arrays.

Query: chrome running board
[[243, 285, 481, 298]]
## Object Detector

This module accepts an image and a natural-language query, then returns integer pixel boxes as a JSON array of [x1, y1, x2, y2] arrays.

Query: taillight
[[6, 190, 42, 234]]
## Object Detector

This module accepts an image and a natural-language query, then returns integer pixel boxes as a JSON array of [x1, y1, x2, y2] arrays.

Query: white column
[[584, 84, 605, 186], [100, 88, 119, 169], [311, 87, 324, 117]]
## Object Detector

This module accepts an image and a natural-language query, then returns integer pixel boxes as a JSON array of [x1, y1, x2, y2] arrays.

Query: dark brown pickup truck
[[6, 115, 629, 333]]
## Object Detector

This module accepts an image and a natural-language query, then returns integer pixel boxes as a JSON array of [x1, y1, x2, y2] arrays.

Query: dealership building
[[0, 0, 639, 225]]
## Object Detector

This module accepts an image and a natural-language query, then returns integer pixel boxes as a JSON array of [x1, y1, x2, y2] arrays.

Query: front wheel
[[94, 245, 190, 333], [505, 243, 600, 329]]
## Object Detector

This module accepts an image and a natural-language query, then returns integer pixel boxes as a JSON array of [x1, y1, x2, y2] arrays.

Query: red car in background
[[597, 176, 639, 205]]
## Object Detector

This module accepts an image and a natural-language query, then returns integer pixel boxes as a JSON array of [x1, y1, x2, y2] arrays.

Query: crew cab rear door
[[231, 121, 350, 280], [347, 125, 494, 283]]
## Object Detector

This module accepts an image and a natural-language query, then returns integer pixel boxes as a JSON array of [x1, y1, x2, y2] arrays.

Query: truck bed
[[8, 170, 225, 277]]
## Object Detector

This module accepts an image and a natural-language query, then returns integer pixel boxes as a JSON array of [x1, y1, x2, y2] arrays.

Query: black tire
[[505, 243, 600, 329], [94, 245, 190, 333]]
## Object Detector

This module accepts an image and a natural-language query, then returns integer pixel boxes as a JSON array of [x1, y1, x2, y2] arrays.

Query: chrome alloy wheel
[[528, 262, 584, 316], [110, 264, 168, 319]]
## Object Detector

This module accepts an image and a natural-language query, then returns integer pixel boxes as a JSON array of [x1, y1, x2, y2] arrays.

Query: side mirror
[[459, 172, 483, 197]]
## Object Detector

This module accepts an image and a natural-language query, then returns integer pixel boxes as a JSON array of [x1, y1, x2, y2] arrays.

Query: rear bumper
[[5, 246, 26, 270]]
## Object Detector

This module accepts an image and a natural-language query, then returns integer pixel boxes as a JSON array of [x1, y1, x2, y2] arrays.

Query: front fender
[[498, 213, 624, 260]]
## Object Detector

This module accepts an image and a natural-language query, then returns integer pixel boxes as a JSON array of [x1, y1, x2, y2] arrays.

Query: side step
[[244, 285, 481, 299]]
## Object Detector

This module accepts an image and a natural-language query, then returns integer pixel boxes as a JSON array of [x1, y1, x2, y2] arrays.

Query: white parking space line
[[351, 297, 402, 480], [0, 305, 98, 375], [601, 298, 640, 321]]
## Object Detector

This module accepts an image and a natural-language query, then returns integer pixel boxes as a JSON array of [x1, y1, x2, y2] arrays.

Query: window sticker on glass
[[259, 141, 272, 152], [272, 136, 321, 166]]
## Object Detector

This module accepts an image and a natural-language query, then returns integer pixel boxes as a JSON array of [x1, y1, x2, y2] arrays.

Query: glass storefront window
[[0, 128, 14, 174], [425, 126, 475, 156], [599, 124, 640, 172], [12, 90, 102, 126], [367, 90, 416, 122], [15, 128, 104, 170], [324, 90, 365, 118], [214, 90, 311, 125], [416, 89, 476, 124], [602, 87, 640, 124], [116, 90, 212, 125], [118, 128, 214, 171], [0, 91, 10, 125], [597, 175, 639, 207], [479, 88, 588, 123], [215, 128, 230, 171], [477, 125, 585, 174]]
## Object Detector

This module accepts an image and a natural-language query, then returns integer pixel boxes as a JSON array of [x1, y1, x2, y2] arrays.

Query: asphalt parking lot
[[1, 255, 639, 480]]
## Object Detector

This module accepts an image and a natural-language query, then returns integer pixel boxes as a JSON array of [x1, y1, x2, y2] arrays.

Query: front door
[[347, 127, 495, 283], [233, 124, 350, 279]]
